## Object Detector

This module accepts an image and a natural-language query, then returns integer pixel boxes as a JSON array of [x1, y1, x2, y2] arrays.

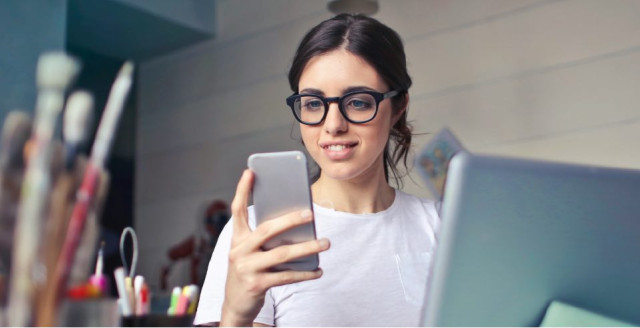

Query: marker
[[186, 285, 200, 315], [125, 276, 135, 315], [175, 286, 191, 316], [134, 275, 146, 316], [167, 286, 181, 315], [140, 280, 150, 315], [114, 267, 132, 316]]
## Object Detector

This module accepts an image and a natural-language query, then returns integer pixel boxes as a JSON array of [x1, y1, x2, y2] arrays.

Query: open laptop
[[421, 152, 640, 326]]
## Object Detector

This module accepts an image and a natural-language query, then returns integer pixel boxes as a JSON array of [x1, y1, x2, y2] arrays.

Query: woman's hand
[[220, 170, 330, 327]]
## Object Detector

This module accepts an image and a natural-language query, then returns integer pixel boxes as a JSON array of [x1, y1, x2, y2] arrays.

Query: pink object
[[175, 290, 189, 316], [88, 274, 108, 295]]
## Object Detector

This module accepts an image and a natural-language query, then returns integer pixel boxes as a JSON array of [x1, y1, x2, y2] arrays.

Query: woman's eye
[[304, 100, 323, 110], [347, 99, 372, 110]]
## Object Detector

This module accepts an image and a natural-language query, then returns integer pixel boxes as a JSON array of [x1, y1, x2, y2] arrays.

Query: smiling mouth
[[322, 143, 357, 151]]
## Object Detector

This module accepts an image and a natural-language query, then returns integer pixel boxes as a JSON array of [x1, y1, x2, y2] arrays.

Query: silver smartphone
[[247, 150, 319, 271]]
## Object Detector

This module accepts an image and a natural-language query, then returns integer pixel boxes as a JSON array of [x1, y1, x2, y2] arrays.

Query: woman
[[195, 14, 440, 326]]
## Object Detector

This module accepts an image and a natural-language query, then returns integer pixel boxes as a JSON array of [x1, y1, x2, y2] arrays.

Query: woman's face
[[298, 49, 401, 182]]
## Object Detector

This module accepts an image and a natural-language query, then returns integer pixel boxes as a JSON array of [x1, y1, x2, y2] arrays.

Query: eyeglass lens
[[294, 93, 377, 124]]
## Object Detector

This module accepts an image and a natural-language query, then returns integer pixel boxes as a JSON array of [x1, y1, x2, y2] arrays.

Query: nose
[[323, 101, 348, 135]]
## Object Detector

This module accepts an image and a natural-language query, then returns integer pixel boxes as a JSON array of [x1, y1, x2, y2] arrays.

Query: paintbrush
[[0, 112, 32, 271], [51, 61, 134, 314], [60, 90, 102, 291], [63, 91, 93, 170], [7, 52, 80, 327], [35, 90, 94, 326], [69, 169, 108, 287], [0, 111, 31, 326]]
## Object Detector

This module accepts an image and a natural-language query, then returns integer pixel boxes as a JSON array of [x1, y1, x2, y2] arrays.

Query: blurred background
[[1, 0, 639, 295]]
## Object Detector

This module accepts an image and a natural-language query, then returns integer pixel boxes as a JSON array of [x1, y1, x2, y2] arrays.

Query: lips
[[319, 141, 358, 160], [319, 141, 358, 150]]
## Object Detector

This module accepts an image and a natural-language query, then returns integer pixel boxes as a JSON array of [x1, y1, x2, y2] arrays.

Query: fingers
[[235, 267, 324, 301], [263, 269, 324, 289], [242, 238, 330, 272], [231, 169, 254, 239], [242, 209, 314, 252], [226, 238, 329, 305]]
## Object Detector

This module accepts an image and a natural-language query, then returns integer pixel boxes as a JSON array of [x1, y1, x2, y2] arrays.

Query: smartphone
[[247, 150, 319, 271]]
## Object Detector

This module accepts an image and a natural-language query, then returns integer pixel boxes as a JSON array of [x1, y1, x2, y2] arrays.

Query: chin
[[320, 161, 378, 182], [323, 170, 359, 181], [315, 161, 352, 179]]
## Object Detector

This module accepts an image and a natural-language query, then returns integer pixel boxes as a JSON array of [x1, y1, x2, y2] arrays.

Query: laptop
[[421, 152, 640, 326]]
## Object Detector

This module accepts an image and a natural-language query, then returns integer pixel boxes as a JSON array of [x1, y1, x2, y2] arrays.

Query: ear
[[392, 93, 409, 125]]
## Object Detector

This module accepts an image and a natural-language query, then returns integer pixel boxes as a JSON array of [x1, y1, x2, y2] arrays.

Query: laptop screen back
[[422, 152, 640, 326]]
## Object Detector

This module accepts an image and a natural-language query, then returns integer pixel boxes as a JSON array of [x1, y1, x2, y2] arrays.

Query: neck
[[311, 161, 395, 214]]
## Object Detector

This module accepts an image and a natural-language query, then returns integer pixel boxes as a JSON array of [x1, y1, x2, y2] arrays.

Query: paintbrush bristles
[[36, 52, 80, 90], [90, 61, 134, 167], [63, 91, 93, 144], [119, 61, 134, 78]]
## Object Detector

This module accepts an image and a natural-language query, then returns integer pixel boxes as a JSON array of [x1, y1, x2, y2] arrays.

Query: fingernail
[[316, 268, 323, 276], [300, 209, 312, 219], [318, 238, 330, 249]]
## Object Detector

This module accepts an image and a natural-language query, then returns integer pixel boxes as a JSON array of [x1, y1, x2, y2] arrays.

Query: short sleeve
[[193, 220, 232, 325], [423, 199, 441, 240], [411, 196, 441, 250], [194, 207, 276, 326]]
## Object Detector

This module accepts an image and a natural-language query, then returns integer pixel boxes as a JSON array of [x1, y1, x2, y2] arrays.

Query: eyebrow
[[299, 86, 378, 96]]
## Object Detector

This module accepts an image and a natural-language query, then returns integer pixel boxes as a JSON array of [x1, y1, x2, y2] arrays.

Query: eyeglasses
[[286, 90, 400, 125]]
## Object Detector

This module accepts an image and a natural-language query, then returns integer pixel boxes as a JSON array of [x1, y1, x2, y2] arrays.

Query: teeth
[[328, 145, 346, 151]]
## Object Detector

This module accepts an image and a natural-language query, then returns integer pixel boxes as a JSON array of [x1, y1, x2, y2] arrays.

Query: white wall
[[135, 0, 640, 289]]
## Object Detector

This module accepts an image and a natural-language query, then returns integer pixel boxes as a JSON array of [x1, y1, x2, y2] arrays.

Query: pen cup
[[120, 314, 195, 327]]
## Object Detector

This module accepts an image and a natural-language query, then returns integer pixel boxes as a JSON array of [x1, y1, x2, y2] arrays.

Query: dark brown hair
[[288, 14, 413, 186]]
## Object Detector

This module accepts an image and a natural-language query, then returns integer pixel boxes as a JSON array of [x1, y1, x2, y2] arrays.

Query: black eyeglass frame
[[286, 90, 401, 125]]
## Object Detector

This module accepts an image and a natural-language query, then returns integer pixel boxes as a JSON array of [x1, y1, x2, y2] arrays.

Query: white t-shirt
[[194, 190, 440, 326]]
